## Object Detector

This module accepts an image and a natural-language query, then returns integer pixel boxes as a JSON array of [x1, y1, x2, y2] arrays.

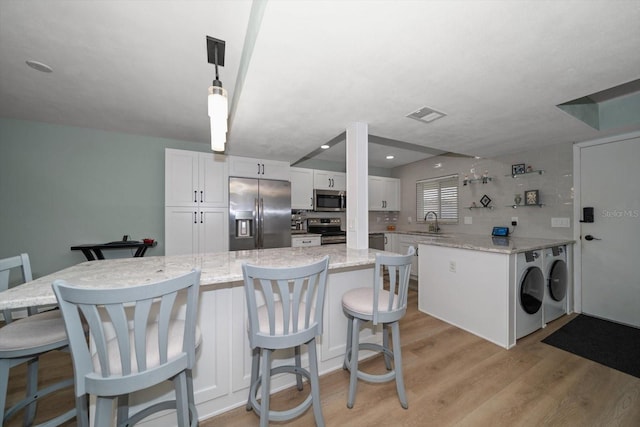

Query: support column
[[346, 122, 368, 249]]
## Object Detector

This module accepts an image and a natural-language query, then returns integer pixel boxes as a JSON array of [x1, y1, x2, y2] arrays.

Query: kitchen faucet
[[424, 211, 440, 233]]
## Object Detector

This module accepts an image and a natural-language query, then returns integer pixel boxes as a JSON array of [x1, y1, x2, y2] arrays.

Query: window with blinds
[[416, 174, 459, 223]]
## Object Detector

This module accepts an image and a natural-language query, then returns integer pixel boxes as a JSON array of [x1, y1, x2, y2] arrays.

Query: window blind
[[416, 174, 459, 223]]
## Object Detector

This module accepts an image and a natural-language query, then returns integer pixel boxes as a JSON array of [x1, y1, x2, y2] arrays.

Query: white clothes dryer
[[542, 245, 568, 324], [515, 250, 544, 339]]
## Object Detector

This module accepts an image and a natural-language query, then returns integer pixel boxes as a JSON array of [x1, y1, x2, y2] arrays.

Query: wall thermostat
[[491, 226, 509, 237]]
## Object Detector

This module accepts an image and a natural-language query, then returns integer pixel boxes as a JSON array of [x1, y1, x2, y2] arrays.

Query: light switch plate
[[464, 216, 472, 224]]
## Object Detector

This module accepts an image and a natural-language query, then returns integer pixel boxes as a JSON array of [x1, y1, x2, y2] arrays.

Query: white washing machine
[[542, 245, 568, 324], [515, 250, 545, 339]]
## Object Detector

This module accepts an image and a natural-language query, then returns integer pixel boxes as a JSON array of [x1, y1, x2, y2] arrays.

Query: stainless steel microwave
[[313, 189, 346, 212]]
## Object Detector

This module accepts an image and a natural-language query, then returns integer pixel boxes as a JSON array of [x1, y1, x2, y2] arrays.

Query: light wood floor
[[6, 289, 640, 426]]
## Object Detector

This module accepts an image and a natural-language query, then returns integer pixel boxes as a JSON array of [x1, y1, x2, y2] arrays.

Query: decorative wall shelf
[[506, 169, 544, 178], [465, 177, 493, 184], [468, 206, 494, 210], [508, 204, 544, 208]]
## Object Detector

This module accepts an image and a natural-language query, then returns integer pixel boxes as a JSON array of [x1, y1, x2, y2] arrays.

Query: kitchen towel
[[542, 314, 640, 378]]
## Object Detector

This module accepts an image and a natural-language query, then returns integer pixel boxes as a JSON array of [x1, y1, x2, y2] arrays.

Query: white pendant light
[[206, 36, 228, 152], [208, 84, 228, 151]]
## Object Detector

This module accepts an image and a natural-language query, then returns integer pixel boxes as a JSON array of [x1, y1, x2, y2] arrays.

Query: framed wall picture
[[525, 189, 539, 206], [511, 163, 526, 175]]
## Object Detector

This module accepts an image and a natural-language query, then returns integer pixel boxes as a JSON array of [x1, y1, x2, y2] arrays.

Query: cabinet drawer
[[291, 236, 321, 247]]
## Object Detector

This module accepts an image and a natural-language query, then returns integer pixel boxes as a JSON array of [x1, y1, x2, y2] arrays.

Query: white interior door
[[578, 134, 640, 327]]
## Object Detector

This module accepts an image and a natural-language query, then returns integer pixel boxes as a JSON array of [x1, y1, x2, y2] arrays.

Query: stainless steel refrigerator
[[229, 177, 291, 250]]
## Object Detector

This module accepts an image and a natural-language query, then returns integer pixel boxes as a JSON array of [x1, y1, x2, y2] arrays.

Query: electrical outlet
[[551, 217, 570, 228], [464, 216, 472, 225], [511, 217, 518, 225], [449, 261, 456, 273]]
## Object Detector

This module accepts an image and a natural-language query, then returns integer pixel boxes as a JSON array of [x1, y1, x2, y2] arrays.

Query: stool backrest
[[373, 246, 415, 325], [52, 269, 201, 397], [242, 256, 329, 349], [0, 253, 34, 322]]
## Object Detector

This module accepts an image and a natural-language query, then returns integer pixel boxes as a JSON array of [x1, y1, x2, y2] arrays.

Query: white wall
[[391, 142, 573, 239]]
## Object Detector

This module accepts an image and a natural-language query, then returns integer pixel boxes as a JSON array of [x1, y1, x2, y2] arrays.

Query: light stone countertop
[[0, 245, 384, 311], [390, 231, 574, 254]]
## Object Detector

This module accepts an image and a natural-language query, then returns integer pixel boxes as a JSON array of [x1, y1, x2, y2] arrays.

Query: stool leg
[[94, 396, 115, 427], [76, 394, 90, 427], [294, 345, 303, 391], [116, 394, 129, 425], [382, 324, 392, 370], [259, 348, 272, 427], [24, 357, 38, 426], [347, 318, 360, 409], [0, 360, 9, 425], [343, 315, 353, 370], [174, 371, 189, 427], [391, 321, 408, 409], [307, 338, 325, 427], [247, 347, 259, 411]]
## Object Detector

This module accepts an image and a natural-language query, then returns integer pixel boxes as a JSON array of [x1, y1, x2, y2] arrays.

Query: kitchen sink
[[406, 231, 450, 237]]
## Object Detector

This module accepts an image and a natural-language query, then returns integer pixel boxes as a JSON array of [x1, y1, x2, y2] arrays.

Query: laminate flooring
[[5, 289, 640, 426]]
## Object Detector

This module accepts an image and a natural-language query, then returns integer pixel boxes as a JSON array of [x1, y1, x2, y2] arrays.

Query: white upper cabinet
[[368, 176, 400, 211], [313, 170, 346, 191], [165, 149, 228, 207], [228, 156, 290, 181], [290, 167, 314, 210]]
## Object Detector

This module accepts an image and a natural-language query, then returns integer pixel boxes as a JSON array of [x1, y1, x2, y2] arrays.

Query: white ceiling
[[1, 0, 639, 169]]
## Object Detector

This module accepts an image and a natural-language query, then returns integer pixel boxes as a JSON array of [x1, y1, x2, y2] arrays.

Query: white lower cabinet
[[164, 207, 228, 256], [384, 233, 398, 253], [291, 235, 321, 247], [398, 234, 420, 278]]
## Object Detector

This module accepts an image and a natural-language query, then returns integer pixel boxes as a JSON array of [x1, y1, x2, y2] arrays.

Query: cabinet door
[[228, 156, 289, 181], [165, 149, 198, 207], [368, 176, 384, 210], [313, 170, 332, 190], [261, 159, 290, 181], [290, 167, 314, 210], [384, 233, 398, 253], [291, 236, 321, 247], [164, 207, 198, 256], [199, 153, 228, 207], [199, 208, 229, 253], [383, 178, 400, 211], [314, 170, 346, 190], [330, 172, 346, 191]]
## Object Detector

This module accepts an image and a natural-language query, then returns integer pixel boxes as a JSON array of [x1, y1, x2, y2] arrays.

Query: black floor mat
[[542, 314, 640, 378]]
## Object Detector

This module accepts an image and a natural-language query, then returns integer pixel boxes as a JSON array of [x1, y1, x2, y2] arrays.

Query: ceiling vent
[[406, 106, 447, 124]]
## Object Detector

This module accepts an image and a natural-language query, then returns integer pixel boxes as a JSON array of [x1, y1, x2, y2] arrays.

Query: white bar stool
[[342, 247, 415, 409], [242, 256, 330, 427]]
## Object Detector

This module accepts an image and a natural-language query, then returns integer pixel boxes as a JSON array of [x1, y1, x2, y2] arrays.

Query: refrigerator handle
[[259, 198, 265, 248], [254, 198, 259, 248]]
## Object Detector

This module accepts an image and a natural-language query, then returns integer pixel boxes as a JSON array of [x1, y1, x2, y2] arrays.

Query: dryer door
[[520, 267, 544, 314], [548, 260, 568, 301]]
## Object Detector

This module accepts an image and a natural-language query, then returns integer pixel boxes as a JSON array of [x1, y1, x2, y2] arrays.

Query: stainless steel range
[[307, 218, 346, 245]]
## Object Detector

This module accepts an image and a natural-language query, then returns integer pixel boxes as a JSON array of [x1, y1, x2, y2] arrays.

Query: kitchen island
[[410, 233, 574, 350], [0, 245, 387, 425]]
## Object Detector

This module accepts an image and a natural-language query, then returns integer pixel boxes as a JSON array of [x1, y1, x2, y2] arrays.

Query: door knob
[[584, 234, 601, 241]]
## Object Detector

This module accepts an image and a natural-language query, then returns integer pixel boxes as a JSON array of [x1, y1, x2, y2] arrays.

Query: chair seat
[[256, 302, 316, 335], [92, 321, 202, 376], [0, 309, 67, 355], [342, 287, 398, 316]]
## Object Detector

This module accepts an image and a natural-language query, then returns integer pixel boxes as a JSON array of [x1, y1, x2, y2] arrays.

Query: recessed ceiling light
[[321, 145, 330, 149], [25, 60, 53, 73], [386, 155, 395, 160]]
